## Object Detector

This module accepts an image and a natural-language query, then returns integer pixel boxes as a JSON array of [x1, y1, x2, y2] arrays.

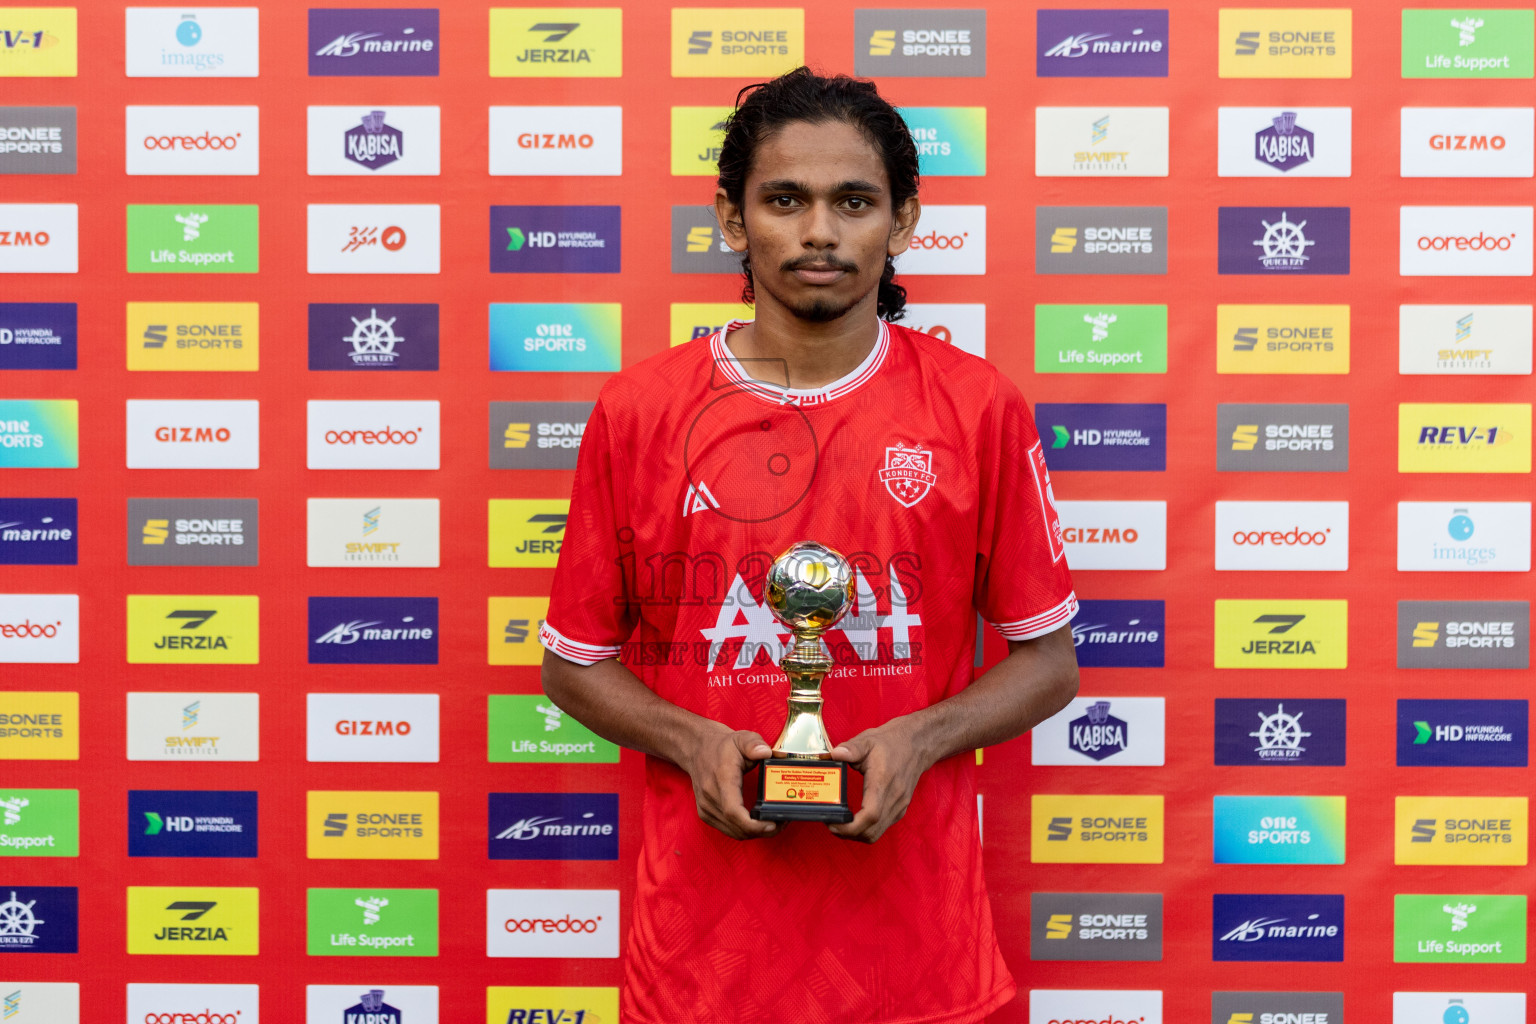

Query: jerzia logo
[[1214, 600, 1347, 668], [126, 887, 257, 955]]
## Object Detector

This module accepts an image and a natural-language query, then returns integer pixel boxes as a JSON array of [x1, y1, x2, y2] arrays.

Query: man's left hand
[[826, 720, 931, 843]]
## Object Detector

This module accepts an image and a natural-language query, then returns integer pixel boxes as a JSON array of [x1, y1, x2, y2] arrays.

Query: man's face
[[716, 118, 919, 323]]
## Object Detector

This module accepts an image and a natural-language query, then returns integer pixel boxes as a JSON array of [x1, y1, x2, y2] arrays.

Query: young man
[[540, 68, 1079, 1024]]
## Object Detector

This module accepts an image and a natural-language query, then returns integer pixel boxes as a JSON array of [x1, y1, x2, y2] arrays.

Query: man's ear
[[715, 187, 749, 254], [887, 196, 922, 257]]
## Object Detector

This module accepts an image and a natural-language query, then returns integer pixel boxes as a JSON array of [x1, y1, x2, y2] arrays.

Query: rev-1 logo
[[1418, 425, 1501, 445]]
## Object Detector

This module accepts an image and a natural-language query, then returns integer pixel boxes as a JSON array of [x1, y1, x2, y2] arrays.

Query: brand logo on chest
[[879, 443, 936, 507]]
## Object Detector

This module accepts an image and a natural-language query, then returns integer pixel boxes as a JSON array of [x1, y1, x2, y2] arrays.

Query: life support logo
[[305, 886, 439, 957], [1395, 795, 1528, 865], [1393, 893, 1526, 964], [1031, 794, 1164, 863]]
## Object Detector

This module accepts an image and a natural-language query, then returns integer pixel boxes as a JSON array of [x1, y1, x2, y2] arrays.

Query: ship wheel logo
[[1253, 211, 1315, 270], [1250, 702, 1311, 760], [345, 308, 403, 366], [0, 891, 43, 937]]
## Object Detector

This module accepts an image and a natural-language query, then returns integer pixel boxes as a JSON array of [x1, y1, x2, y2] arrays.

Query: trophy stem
[[771, 629, 835, 757]]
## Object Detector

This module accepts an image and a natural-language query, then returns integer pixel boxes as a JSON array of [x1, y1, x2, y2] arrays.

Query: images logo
[[489, 792, 619, 860], [1395, 796, 1528, 865], [1031, 794, 1164, 863], [307, 790, 439, 860], [128, 790, 257, 858], [1057, 501, 1166, 570], [1398, 601, 1528, 669], [0, 8, 75, 77], [1391, 993, 1526, 1021], [1215, 501, 1349, 571], [1035, 206, 1167, 274], [1218, 8, 1352, 78], [1217, 403, 1349, 472], [1035, 305, 1168, 374], [125, 594, 259, 665], [307, 597, 438, 665], [489, 9, 624, 77], [306, 886, 438, 956], [1036, 8, 1169, 77], [1034, 105, 1170, 178], [0, 886, 76, 952], [307, 692, 439, 763], [0, 105, 75, 175], [126, 887, 257, 955], [488, 499, 570, 568], [1066, 600, 1165, 668], [1033, 696, 1165, 766], [1398, 501, 1532, 571], [307, 105, 441, 176], [0, 498, 75, 566], [486, 889, 620, 958], [1212, 795, 1346, 864], [1214, 698, 1347, 766], [1398, 403, 1531, 473], [126, 692, 258, 762], [124, 8, 260, 77], [488, 304, 621, 373], [490, 205, 620, 273], [309, 8, 438, 76], [1218, 207, 1350, 275], [671, 8, 803, 77], [1036, 403, 1166, 471], [854, 9, 986, 76], [1403, 9, 1534, 78], [1212, 893, 1343, 961], [0, 691, 78, 760], [1216, 304, 1350, 374], [1394, 893, 1526, 963], [487, 695, 620, 763], [1398, 699, 1527, 767], [1214, 600, 1348, 669], [0, 788, 76, 856], [0, 594, 77, 664]]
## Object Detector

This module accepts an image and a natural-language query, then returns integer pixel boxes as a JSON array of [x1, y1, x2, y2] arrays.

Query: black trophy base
[[751, 757, 853, 823]]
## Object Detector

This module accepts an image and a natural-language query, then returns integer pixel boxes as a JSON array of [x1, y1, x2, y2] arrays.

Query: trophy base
[[751, 758, 853, 824]]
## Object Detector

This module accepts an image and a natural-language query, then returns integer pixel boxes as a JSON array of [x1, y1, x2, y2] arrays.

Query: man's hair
[[716, 66, 920, 322]]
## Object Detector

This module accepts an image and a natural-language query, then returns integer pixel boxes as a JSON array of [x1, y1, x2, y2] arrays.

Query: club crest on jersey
[[879, 444, 937, 508]]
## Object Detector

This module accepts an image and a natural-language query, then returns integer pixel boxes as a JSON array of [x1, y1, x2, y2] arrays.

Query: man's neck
[[722, 296, 881, 391]]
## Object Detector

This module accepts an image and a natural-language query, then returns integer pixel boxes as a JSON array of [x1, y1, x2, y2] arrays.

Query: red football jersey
[[541, 320, 1076, 1024]]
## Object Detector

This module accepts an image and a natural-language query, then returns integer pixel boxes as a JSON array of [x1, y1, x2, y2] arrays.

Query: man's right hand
[[682, 726, 780, 840]]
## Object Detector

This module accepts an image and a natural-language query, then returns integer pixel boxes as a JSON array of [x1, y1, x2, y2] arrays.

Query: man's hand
[[826, 720, 931, 844], [680, 725, 780, 840]]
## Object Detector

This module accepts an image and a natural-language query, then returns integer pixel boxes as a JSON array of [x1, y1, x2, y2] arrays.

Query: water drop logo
[[176, 15, 202, 47], [1448, 508, 1475, 541]]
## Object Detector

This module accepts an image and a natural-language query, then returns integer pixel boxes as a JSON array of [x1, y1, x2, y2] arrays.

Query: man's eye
[[771, 196, 797, 207], [845, 197, 870, 210]]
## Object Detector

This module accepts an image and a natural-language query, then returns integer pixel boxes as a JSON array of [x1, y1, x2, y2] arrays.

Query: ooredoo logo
[[125, 107, 259, 176], [1417, 231, 1516, 251], [324, 425, 420, 445], [125, 984, 257, 1024], [1216, 501, 1349, 571], [0, 594, 78, 663], [504, 913, 601, 933], [486, 889, 618, 958], [1401, 206, 1534, 276], [307, 400, 440, 470], [1027, 988, 1163, 1024], [908, 230, 967, 249], [894, 205, 986, 274]]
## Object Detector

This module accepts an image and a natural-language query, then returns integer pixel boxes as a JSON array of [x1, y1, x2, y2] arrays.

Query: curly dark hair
[[716, 67, 920, 321]]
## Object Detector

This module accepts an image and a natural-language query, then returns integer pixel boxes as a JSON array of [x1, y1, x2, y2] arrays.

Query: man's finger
[[733, 730, 774, 762], [828, 735, 873, 765], [828, 802, 881, 842]]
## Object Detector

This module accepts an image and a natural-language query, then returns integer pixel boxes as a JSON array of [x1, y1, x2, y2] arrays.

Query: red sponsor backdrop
[[5, 1, 1536, 1021]]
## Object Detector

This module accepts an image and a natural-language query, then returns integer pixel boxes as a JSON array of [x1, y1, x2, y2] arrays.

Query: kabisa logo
[[489, 792, 619, 861], [306, 887, 439, 957], [1219, 8, 1352, 78], [1214, 600, 1348, 669], [1036, 8, 1169, 77], [1217, 403, 1349, 472], [1254, 110, 1313, 171], [307, 692, 440, 764], [1398, 600, 1529, 670], [1033, 697, 1165, 767], [0, 691, 79, 761], [307, 791, 439, 860], [1217, 106, 1352, 177], [488, 10, 624, 77], [1032, 794, 1165, 864], [345, 989, 401, 1023], [1399, 402, 1531, 473], [491, 205, 621, 273], [126, 692, 259, 762], [0, 302, 75, 370], [1029, 892, 1163, 962], [308, 303, 438, 371], [0, 887, 76, 952], [0, 105, 76, 174], [488, 500, 569, 568], [1212, 894, 1344, 962], [1212, 795, 1346, 865], [125, 887, 258, 955], [490, 401, 592, 470], [1037, 403, 1166, 471], [488, 695, 620, 763], [486, 889, 620, 958], [125, 9, 260, 77], [488, 303, 622, 373], [1395, 796, 1528, 866], [0, 788, 78, 857], [1394, 893, 1527, 964], [1218, 207, 1351, 275], [309, 8, 438, 76], [1215, 698, 1347, 766], [1069, 599, 1164, 667], [128, 790, 257, 859], [853, 9, 987, 77], [1403, 9, 1535, 78], [0, 498, 75, 565], [1068, 701, 1128, 761], [1398, 698, 1528, 768], [128, 499, 258, 568], [1210, 992, 1344, 1024], [1035, 206, 1168, 275], [670, 8, 804, 77], [345, 110, 401, 170], [487, 988, 619, 1024], [125, 595, 259, 665], [308, 597, 438, 665]]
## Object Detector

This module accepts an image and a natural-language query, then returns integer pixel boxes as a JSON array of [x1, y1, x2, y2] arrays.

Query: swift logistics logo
[[489, 8, 624, 77], [0, 7, 76, 77], [1035, 403, 1166, 470], [1395, 796, 1528, 865], [0, 399, 76, 468], [1066, 600, 1165, 667], [0, 105, 75, 174], [125, 399, 260, 469], [1213, 600, 1347, 669], [488, 499, 570, 568], [125, 595, 258, 665], [1216, 304, 1350, 374], [488, 596, 550, 666], [1031, 794, 1164, 863], [1399, 304, 1534, 375], [1034, 106, 1170, 177], [1398, 501, 1533, 571], [0, 691, 79, 760], [128, 498, 257, 567], [1219, 8, 1352, 77], [128, 790, 257, 858], [854, 9, 986, 77], [493, 105, 623, 175], [1057, 500, 1167, 570], [1217, 106, 1352, 176], [307, 692, 440, 763], [1398, 699, 1527, 767], [125, 692, 259, 762], [487, 695, 620, 763], [125, 204, 257, 273], [1398, 403, 1531, 473], [126, 301, 258, 372], [307, 105, 441, 176], [1214, 698, 1347, 766], [489, 792, 619, 861], [308, 597, 438, 664], [125, 887, 257, 955], [670, 8, 804, 78], [1218, 207, 1350, 275], [308, 302, 439, 371], [1034, 305, 1168, 373], [308, 8, 438, 76], [1402, 9, 1534, 78], [1029, 892, 1162, 961], [0, 788, 77, 856], [306, 886, 439, 956], [1398, 600, 1528, 669], [1401, 107, 1535, 178], [1212, 795, 1346, 864], [0, 594, 77, 664], [307, 790, 439, 860], [1035, 206, 1167, 274], [1400, 206, 1534, 276], [0, 982, 78, 1021], [486, 889, 620, 958], [1217, 403, 1349, 472], [1211, 992, 1344, 1023], [1031, 696, 1166, 765], [1212, 893, 1344, 962], [1035, 8, 1169, 77], [0, 498, 76, 565], [1214, 500, 1349, 571], [489, 303, 622, 373], [123, 8, 260, 78], [487, 988, 619, 1024], [0, 886, 76, 952], [490, 401, 592, 469], [492, 206, 620, 274], [0, 301, 75, 369], [306, 498, 440, 567], [1394, 894, 1526, 963]]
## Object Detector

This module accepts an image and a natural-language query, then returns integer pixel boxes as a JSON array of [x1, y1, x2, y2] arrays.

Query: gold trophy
[[751, 540, 856, 824]]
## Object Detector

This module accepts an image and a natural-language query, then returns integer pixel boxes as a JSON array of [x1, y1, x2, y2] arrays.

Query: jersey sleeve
[[972, 374, 1077, 641], [538, 395, 640, 665]]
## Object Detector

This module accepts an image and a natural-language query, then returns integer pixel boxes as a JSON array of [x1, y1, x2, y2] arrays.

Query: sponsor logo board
[[1031, 794, 1164, 863], [125, 594, 258, 665], [1035, 305, 1167, 374], [1392, 993, 1525, 1022], [1398, 699, 1528, 767], [854, 8, 986, 77], [1035, 106, 1168, 177], [1212, 893, 1344, 961], [125, 105, 258, 175], [124, 8, 261, 78], [488, 597, 550, 666], [0, 982, 77, 1021], [1217, 106, 1352, 176], [1032, 696, 1165, 766], [489, 499, 569, 568], [306, 499, 439, 568], [307, 106, 440, 176], [1057, 500, 1166, 570], [127, 986, 258, 1024], [0, 105, 75, 174], [1029, 893, 1163, 961], [128, 790, 257, 858], [1036, 403, 1166, 470], [0, 691, 78, 760], [307, 597, 438, 665], [306, 887, 438, 956], [1219, 8, 1352, 78], [1214, 698, 1347, 766], [491, 205, 620, 273], [1399, 304, 1533, 375], [486, 989, 617, 1024], [1212, 795, 1346, 864], [1218, 206, 1350, 275], [1214, 599, 1347, 669], [0, 886, 76, 952], [1035, 8, 1169, 77], [1398, 600, 1528, 669], [493, 105, 622, 175], [1400, 206, 1533, 276], [0, 788, 76, 856], [0, 400, 76, 468], [487, 695, 620, 763], [1398, 402, 1531, 472], [307, 400, 439, 470], [0, 594, 77, 663], [1035, 206, 1166, 274], [1214, 500, 1349, 570], [0, 302, 75, 369], [125, 886, 257, 955], [307, 204, 440, 274], [1068, 600, 1164, 668], [1211, 992, 1344, 1024], [0, 204, 76, 273], [0, 7, 75, 77], [1395, 796, 1528, 865], [125, 203, 256, 274], [308, 302, 438, 371], [307, 693, 439, 762], [1029, 990, 1162, 1024], [306, 985, 438, 1024], [0, 498, 76, 565], [488, 8, 624, 77], [489, 792, 619, 860], [309, 8, 438, 76], [670, 7, 804, 78], [125, 399, 259, 469], [486, 889, 619, 958], [126, 692, 259, 762], [126, 301, 258, 372], [491, 401, 592, 469], [307, 791, 439, 860], [128, 498, 257, 567], [1398, 501, 1533, 571], [1401, 107, 1535, 178], [1217, 403, 1349, 472], [1216, 304, 1350, 374], [1394, 893, 1525, 963], [893, 204, 986, 275], [1402, 9, 1534, 78], [489, 303, 622, 373]]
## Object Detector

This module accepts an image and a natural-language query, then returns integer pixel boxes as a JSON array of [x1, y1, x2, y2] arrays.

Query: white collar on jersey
[[708, 318, 890, 407]]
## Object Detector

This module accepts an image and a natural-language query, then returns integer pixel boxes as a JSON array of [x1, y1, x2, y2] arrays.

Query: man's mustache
[[780, 254, 859, 273]]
